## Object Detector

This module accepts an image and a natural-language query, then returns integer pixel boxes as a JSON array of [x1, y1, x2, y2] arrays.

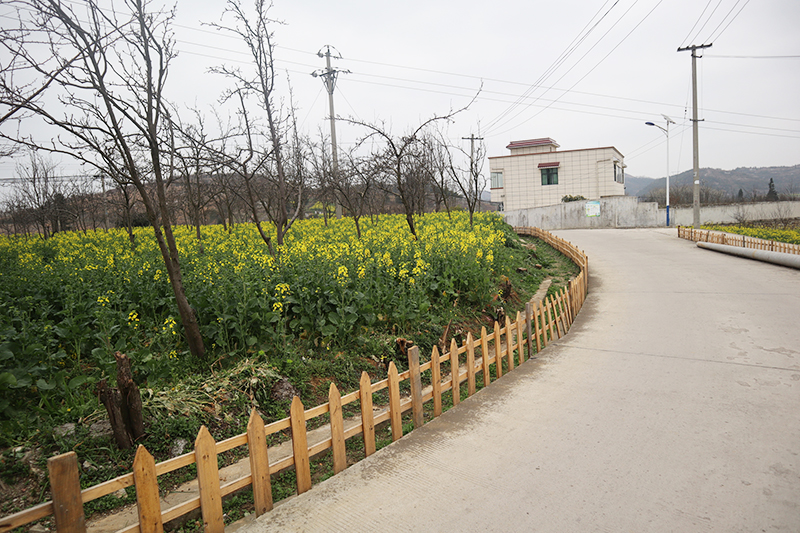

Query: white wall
[[503, 196, 659, 230], [504, 198, 800, 230], [665, 201, 800, 226], [490, 146, 625, 211]]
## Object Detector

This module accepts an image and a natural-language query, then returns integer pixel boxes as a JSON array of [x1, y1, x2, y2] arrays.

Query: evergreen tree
[[766, 178, 779, 202], [737, 188, 744, 202]]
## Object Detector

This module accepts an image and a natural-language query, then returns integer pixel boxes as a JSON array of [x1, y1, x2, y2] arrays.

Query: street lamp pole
[[646, 115, 676, 226]]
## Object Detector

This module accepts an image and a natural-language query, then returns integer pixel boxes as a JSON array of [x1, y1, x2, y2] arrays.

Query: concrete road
[[243, 228, 800, 533]]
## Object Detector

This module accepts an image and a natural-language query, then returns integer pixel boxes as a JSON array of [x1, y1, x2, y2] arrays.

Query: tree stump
[[96, 352, 145, 450], [97, 380, 133, 450], [115, 352, 145, 442]]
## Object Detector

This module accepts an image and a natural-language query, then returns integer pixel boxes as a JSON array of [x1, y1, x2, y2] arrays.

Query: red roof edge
[[538, 162, 560, 168]]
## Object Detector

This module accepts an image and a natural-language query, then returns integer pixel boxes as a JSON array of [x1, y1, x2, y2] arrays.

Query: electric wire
[[7, 8, 789, 127], [298, 86, 323, 130], [9, 41, 799, 140], [487, 0, 665, 138], [2, 2, 797, 180], [5, 32, 798, 138], [482, 0, 620, 133], [680, 0, 715, 48], [335, 87, 363, 123], [625, 122, 691, 161], [484, 0, 642, 135], [688, 0, 724, 44], [707, 0, 752, 42]]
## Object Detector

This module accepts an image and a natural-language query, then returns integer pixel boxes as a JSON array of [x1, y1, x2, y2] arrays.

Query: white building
[[489, 138, 626, 211]]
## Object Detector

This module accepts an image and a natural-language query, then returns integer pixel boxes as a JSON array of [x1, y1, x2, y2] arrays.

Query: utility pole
[[677, 43, 711, 227], [462, 134, 484, 206], [312, 45, 349, 219]]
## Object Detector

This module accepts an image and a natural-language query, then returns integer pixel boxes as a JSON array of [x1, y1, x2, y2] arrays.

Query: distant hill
[[627, 165, 800, 199], [624, 176, 658, 197]]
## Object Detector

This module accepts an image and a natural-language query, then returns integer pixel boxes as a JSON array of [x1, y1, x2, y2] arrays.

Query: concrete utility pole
[[312, 45, 349, 219], [677, 43, 712, 227]]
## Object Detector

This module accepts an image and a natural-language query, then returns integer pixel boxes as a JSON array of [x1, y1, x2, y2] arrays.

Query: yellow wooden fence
[[0, 226, 588, 533], [678, 226, 800, 255]]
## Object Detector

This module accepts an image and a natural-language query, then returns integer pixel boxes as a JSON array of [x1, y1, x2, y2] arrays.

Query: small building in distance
[[489, 138, 626, 211]]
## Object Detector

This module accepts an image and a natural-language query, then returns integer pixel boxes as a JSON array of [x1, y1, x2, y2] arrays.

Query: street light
[[646, 115, 676, 226]]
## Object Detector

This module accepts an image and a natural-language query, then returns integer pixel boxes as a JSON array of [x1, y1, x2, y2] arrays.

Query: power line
[[707, 0, 752, 42], [680, 0, 715, 49], [701, 125, 800, 139], [327, 57, 800, 124], [21, 8, 786, 128], [4, 4, 798, 148], [482, 0, 621, 133], [486, 0, 665, 137], [626, 122, 691, 161], [485, 0, 644, 135], [336, 87, 363, 123], [335, 77, 800, 140], [704, 120, 800, 134], [688, 0, 724, 44], [5, 40, 797, 142]]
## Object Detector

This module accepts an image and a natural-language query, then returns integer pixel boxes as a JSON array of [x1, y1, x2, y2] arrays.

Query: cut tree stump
[[96, 352, 145, 450], [115, 352, 144, 442]]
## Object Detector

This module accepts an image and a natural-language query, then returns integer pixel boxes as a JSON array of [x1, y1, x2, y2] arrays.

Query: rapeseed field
[[0, 211, 535, 433], [702, 225, 800, 245]]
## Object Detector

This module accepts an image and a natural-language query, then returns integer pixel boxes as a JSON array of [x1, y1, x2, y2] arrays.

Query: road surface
[[239, 228, 800, 533]]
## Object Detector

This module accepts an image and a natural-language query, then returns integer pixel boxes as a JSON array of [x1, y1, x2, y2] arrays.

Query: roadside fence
[[0, 226, 588, 533], [678, 226, 800, 255]]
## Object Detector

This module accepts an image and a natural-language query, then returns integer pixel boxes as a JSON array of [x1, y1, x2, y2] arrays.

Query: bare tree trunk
[[138, 185, 205, 359], [97, 380, 133, 450], [114, 351, 144, 442], [96, 353, 145, 450]]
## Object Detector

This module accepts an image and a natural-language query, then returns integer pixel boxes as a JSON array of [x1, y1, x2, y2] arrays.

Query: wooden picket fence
[[678, 226, 800, 255], [0, 226, 588, 533]]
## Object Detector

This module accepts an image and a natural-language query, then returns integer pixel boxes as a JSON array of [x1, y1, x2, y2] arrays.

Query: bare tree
[[208, 0, 302, 252], [782, 180, 799, 201], [770, 201, 793, 229], [347, 113, 460, 239], [450, 134, 487, 225], [0, 0, 205, 358], [327, 147, 379, 239], [100, 178, 142, 248], [67, 174, 103, 233], [307, 131, 335, 225], [731, 203, 750, 225], [424, 136, 454, 215], [170, 111, 223, 254], [12, 151, 63, 238], [209, 89, 278, 254], [209, 169, 241, 230]]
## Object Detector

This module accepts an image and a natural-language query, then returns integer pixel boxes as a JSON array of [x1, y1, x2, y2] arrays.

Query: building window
[[491, 171, 503, 189], [541, 167, 558, 185], [614, 162, 624, 184]]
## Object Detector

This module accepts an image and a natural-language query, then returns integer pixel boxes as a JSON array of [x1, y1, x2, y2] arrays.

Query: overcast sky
[[1, 0, 799, 192]]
